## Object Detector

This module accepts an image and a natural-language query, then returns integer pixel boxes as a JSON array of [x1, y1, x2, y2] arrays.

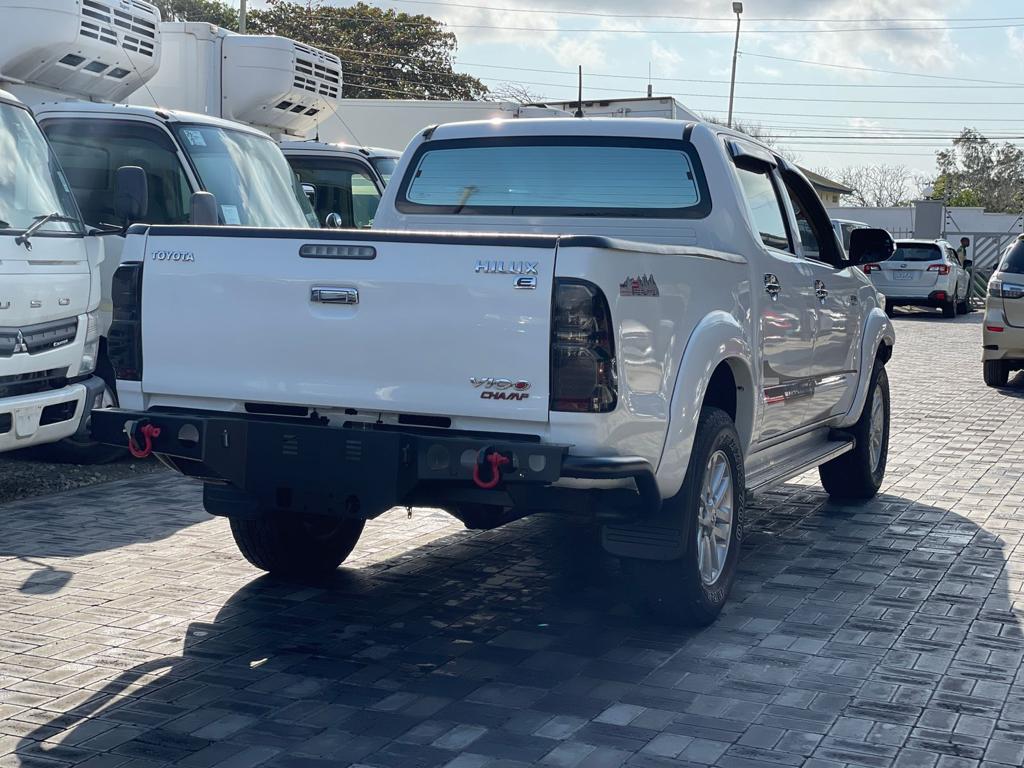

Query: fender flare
[[655, 310, 754, 500], [835, 306, 895, 429]]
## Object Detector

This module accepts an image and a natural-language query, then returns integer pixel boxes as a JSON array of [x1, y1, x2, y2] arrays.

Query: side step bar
[[745, 437, 854, 494]]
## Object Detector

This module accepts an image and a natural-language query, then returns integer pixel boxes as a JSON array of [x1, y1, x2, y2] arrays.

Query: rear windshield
[[892, 244, 942, 262], [396, 137, 710, 218], [1000, 238, 1024, 274]]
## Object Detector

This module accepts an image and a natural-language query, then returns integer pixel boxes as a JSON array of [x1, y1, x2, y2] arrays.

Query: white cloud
[[1010, 29, 1024, 60], [649, 41, 684, 78]]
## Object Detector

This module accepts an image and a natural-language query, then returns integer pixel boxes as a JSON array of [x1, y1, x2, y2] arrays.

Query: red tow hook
[[472, 447, 512, 489], [127, 422, 161, 459]]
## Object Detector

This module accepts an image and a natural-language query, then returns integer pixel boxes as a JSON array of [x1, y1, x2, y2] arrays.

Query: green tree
[[935, 128, 1024, 213], [248, 1, 487, 100], [153, 0, 238, 29]]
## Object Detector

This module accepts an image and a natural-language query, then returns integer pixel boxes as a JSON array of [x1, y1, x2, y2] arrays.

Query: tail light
[[989, 280, 1024, 299], [862, 263, 881, 274], [928, 264, 950, 275], [107, 262, 143, 381], [550, 279, 617, 413]]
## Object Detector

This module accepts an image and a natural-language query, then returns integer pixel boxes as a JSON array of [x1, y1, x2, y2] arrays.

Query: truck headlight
[[79, 311, 100, 376]]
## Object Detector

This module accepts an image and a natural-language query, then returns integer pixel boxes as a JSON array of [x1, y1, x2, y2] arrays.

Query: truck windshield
[[0, 102, 83, 234], [174, 124, 318, 228], [370, 156, 398, 185], [397, 137, 710, 218]]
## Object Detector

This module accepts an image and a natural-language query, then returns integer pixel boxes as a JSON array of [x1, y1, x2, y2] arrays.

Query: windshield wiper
[[15, 213, 79, 251]]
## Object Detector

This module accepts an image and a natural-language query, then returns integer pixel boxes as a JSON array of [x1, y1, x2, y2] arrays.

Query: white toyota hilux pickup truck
[[93, 118, 896, 625]]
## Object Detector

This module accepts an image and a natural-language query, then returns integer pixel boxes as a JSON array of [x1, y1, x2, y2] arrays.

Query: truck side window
[[735, 166, 791, 252], [40, 119, 191, 227], [780, 169, 844, 268], [287, 158, 381, 228]]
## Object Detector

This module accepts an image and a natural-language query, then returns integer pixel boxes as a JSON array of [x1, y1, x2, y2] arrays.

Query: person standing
[[956, 236, 970, 266]]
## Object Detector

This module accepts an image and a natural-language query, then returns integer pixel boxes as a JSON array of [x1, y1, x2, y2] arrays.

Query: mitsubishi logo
[[13, 330, 27, 354]]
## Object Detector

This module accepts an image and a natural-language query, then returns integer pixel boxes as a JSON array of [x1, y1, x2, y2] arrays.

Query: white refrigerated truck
[[0, 88, 104, 455]]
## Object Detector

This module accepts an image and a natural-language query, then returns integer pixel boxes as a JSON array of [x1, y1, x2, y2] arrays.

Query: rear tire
[[941, 293, 956, 318], [229, 513, 365, 577], [627, 407, 744, 627], [819, 362, 889, 499], [984, 360, 1010, 388]]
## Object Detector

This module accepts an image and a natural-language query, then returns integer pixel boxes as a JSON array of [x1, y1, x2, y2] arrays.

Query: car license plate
[[893, 271, 915, 280]]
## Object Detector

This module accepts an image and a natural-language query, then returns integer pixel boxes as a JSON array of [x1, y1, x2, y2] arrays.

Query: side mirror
[[114, 165, 148, 223], [848, 227, 895, 266], [324, 212, 343, 229], [301, 182, 316, 206], [964, 259, 973, 269], [190, 191, 219, 226]]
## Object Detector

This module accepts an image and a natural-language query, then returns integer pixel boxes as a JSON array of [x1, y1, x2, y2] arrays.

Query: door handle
[[814, 280, 828, 304], [764, 273, 781, 300], [311, 286, 359, 305]]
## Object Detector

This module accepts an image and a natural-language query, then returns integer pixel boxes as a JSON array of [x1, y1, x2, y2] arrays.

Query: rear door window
[[735, 166, 791, 252], [1000, 239, 1024, 273], [288, 157, 381, 228], [893, 244, 942, 262], [397, 137, 710, 218]]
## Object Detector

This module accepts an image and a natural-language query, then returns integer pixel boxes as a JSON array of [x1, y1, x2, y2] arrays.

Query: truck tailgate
[[139, 231, 556, 422]]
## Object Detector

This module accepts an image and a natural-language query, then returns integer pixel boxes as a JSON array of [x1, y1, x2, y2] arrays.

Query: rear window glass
[[1000, 238, 1024, 274], [397, 137, 709, 218], [892, 244, 942, 262]]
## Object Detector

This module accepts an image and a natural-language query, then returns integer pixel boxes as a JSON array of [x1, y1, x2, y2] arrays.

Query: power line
[[741, 52, 1024, 86], [380, 0, 1024, 25]]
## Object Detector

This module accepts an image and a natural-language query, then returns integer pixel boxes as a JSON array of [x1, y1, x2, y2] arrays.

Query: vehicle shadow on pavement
[[0, 471, 202, 593], [9, 484, 1024, 768]]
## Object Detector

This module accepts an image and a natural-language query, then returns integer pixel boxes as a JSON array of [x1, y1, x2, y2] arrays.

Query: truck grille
[[0, 318, 79, 359], [0, 369, 69, 399]]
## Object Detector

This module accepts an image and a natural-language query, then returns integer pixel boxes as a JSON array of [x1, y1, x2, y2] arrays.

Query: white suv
[[864, 238, 970, 317]]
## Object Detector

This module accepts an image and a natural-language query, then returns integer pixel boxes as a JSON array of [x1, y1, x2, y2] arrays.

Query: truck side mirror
[[848, 228, 894, 266], [114, 165, 148, 224], [190, 191, 219, 226]]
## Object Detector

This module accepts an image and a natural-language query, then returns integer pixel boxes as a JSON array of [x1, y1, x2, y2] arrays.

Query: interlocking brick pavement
[[2, 311, 1024, 768]]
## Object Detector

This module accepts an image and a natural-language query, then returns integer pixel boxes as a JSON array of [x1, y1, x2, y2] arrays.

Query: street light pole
[[727, 2, 743, 129], [239, 0, 247, 34]]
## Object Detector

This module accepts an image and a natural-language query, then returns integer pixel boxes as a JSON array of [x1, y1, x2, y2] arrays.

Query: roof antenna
[[314, 118, 319, 143], [647, 63, 652, 97], [574, 65, 584, 118]]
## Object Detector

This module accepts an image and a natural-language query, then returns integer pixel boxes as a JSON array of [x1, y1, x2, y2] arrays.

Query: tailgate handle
[[311, 286, 359, 305]]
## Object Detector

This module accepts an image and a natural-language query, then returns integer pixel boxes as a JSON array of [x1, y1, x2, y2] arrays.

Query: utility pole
[[239, 0, 247, 33], [727, 2, 743, 128]]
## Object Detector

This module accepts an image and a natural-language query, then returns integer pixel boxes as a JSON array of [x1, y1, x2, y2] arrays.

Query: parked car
[[982, 235, 1024, 386], [863, 238, 971, 317], [831, 218, 870, 253], [92, 117, 896, 626]]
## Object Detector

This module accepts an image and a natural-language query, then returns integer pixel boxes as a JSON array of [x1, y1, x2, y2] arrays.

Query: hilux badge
[[475, 260, 538, 275]]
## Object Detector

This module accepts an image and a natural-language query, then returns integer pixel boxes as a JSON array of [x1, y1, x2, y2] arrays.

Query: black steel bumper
[[91, 409, 661, 520]]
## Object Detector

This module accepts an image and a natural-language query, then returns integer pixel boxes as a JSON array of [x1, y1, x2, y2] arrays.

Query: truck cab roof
[[29, 100, 273, 139], [425, 116, 700, 142], [278, 140, 401, 160]]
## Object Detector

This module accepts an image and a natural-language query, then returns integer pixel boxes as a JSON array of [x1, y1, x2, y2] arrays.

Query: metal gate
[[961, 232, 1020, 301]]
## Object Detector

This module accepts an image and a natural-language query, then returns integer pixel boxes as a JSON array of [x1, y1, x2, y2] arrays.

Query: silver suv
[[864, 239, 971, 317], [983, 235, 1024, 386]]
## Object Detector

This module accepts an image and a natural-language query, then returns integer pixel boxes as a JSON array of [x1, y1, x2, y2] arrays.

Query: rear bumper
[[0, 376, 102, 453], [884, 290, 952, 307], [91, 408, 662, 520]]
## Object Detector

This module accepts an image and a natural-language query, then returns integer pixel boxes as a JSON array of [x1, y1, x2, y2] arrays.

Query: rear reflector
[[987, 325, 1005, 333]]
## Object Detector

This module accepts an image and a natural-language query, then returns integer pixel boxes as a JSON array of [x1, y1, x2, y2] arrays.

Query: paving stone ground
[[2, 310, 1024, 768]]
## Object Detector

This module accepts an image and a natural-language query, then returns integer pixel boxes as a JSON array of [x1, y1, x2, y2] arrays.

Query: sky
[[257, 0, 1024, 178]]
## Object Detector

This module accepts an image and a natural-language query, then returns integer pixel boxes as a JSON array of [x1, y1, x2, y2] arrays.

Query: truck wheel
[[35, 360, 126, 465], [229, 513, 365, 577], [629, 407, 744, 627], [984, 360, 1009, 387], [819, 363, 889, 500]]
